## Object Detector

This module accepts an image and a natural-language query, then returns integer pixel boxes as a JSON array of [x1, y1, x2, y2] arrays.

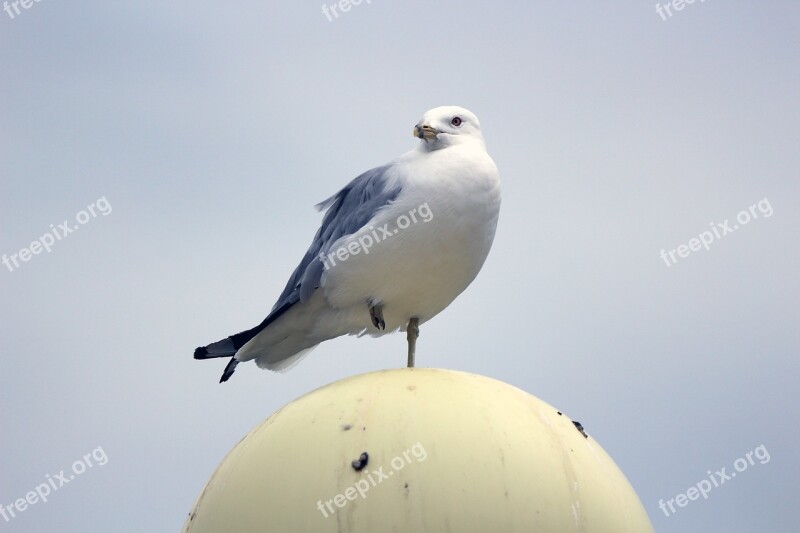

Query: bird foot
[[369, 302, 385, 330]]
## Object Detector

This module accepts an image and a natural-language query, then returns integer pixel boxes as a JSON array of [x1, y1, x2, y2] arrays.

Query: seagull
[[194, 106, 501, 382]]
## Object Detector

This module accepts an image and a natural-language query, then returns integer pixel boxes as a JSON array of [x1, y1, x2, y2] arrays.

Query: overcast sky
[[1, 1, 798, 532]]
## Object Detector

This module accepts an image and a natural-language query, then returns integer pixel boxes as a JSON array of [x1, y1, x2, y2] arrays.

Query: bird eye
[[451, 116, 462, 127]]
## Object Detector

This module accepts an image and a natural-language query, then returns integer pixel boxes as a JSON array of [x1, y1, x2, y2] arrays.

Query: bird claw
[[369, 303, 385, 330]]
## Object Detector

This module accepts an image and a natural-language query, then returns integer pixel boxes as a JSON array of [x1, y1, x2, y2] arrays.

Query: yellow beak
[[413, 124, 439, 141]]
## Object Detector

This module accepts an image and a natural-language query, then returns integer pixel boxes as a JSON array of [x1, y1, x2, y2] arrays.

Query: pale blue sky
[[1, 1, 798, 531]]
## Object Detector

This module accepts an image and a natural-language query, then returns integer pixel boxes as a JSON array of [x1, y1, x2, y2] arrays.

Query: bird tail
[[193, 338, 236, 359], [193, 339, 240, 383], [219, 358, 239, 383], [193, 294, 328, 382], [195, 321, 265, 383]]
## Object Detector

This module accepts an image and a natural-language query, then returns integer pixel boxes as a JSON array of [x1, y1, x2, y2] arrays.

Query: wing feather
[[197, 164, 402, 360]]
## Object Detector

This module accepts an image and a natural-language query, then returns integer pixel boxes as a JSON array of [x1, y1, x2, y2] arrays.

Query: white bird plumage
[[194, 106, 501, 382]]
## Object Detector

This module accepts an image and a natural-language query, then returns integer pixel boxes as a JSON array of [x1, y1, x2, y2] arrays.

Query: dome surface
[[184, 368, 654, 532]]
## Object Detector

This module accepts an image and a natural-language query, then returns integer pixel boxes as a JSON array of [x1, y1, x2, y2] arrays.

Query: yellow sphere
[[183, 368, 653, 532]]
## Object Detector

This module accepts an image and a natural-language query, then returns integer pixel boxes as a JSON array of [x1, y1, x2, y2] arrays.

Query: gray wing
[[283, 164, 401, 304], [198, 164, 402, 359]]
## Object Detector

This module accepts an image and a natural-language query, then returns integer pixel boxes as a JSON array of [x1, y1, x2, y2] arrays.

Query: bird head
[[413, 106, 486, 150]]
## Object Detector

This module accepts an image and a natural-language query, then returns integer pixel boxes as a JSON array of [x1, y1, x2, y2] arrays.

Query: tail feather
[[193, 300, 299, 361], [193, 338, 236, 359], [219, 357, 239, 383], [194, 295, 321, 382]]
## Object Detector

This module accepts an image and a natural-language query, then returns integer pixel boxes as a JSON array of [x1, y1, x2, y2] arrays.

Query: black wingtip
[[194, 346, 209, 359], [219, 358, 239, 383]]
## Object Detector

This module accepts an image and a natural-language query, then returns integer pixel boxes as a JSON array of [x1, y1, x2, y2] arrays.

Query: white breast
[[320, 142, 501, 332]]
